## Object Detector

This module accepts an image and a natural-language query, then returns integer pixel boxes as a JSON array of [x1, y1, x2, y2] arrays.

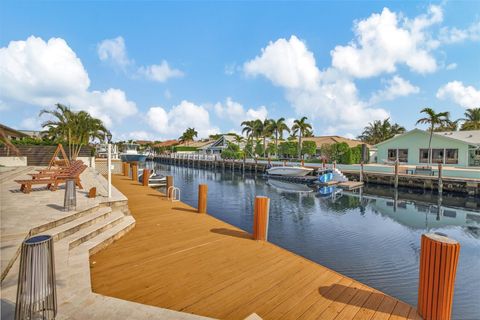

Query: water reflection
[[148, 162, 480, 319]]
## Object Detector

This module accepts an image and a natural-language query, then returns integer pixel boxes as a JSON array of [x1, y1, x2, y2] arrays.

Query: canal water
[[149, 162, 480, 319]]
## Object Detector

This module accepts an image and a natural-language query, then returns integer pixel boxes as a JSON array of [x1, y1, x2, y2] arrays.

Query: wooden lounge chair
[[30, 161, 83, 178], [15, 164, 87, 194]]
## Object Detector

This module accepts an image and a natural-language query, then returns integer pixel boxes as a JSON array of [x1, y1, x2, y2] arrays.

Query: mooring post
[[166, 175, 173, 198], [131, 163, 138, 182], [360, 161, 364, 182], [333, 161, 336, 170], [301, 159, 304, 167], [394, 160, 399, 189], [283, 160, 287, 167], [142, 168, 150, 186], [123, 162, 128, 176], [418, 233, 460, 320], [198, 184, 208, 214], [268, 157, 271, 166], [438, 163, 443, 194], [253, 196, 270, 241]]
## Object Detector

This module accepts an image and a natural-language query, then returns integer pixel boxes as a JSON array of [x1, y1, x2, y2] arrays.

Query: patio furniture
[[414, 166, 434, 176], [15, 164, 87, 194]]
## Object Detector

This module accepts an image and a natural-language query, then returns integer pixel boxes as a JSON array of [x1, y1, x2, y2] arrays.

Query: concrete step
[[67, 211, 126, 249], [74, 215, 135, 256], [44, 207, 113, 241]]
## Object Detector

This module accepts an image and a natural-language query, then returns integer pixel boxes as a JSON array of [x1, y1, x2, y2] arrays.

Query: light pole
[[106, 132, 113, 199]]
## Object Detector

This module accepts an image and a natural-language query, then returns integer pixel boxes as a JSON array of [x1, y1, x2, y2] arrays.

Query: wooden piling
[[198, 184, 208, 214], [131, 163, 138, 182], [142, 169, 150, 187], [394, 160, 399, 189], [123, 162, 129, 176], [418, 233, 460, 320], [438, 163, 443, 194], [166, 175, 173, 197], [253, 196, 270, 241], [360, 162, 364, 182], [301, 160, 304, 167]]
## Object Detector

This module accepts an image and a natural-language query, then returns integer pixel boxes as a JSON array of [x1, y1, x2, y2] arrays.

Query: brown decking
[[90, 175, 419, 320]]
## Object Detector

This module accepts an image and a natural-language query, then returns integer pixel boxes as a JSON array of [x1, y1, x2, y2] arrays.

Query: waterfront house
[[198, 135, 240, 155], [375, 129, 480, 167], [302, 136, 370, 159]]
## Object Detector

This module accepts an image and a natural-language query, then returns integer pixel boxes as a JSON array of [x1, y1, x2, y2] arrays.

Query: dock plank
[[90, 175, 416, 320]]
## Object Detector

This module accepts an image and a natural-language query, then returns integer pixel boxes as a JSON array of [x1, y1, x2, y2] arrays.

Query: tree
[[260, 119, 273, 158], [357, 118, 405, 145], [179, 127, 198, 146], [221, 142, 243, 159], [233, 135, 244, 148], [278, 141, 298, 158], [434, 118, 458, 132], [416, 107, 450, 165], [301, 141, 317, 158], [40, 103, 108, 159], [460, 108, 480, 130], [292, 116, 312, 159], [267, 118, 290, 158]]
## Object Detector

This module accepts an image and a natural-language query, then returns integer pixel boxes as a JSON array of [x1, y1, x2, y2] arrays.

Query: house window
[[419, 149, 430, 163], [398, 149, 408, 162], [432, 149, 444, 164], [445, 149, 458, 164], [387, 149, 397, 162]]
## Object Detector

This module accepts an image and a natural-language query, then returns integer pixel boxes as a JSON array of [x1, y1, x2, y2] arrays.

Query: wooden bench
[[15, 164, 87, 194], [414, 166, 434, 176]]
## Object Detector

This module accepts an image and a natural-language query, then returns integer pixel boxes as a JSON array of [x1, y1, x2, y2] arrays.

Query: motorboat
[[267, 179, 313, 193], [266, 166, 314, 177], [120, 143, 147, 162], [138, 170, 166, 187]]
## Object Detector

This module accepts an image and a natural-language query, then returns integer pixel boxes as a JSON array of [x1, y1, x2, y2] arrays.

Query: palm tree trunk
[[298, 133, 302, 159], [275, 131, 278, 158], [263, 136, 266, 158], [428, 125, 434, 165]]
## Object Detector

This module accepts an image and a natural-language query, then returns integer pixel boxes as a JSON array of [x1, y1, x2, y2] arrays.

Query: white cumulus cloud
[[439, 21, 480, 44], [331, 5, 442, 78], [0, 36, 137, 127], [98, 36, 183, 83], [244, 35, 320, 90], [436, 81, 480, 109], [369, 75, 420, 104], [146, 100, 220, 139], [243, 37, 389, 132], [214, 97, 268, 123], [138, 60, 184, 82], [97, 36, 132, 70]]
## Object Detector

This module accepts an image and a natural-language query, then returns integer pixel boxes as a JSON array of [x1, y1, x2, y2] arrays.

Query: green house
[[374, 129, 480, 167]]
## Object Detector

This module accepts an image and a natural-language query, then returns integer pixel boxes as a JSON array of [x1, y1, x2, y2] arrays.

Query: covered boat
[[266, 166, 314, 177]]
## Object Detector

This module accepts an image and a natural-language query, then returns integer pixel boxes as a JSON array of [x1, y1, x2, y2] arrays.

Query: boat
[[120, 143, 147, 162], [266, 166, 314, 177], [138, 170, 166, 187], [267, 179, 313, 193]]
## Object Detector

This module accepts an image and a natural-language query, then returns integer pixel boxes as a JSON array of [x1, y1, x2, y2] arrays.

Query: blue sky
[[1, 1, 479, 141]]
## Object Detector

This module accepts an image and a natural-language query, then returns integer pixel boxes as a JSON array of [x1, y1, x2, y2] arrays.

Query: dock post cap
[[423, 233, 458, 245]]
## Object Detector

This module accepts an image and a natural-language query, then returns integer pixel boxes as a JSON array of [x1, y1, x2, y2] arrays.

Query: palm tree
[[416, 108, 450, 165], [179, 127, 198, 146], [267, 118, 290, 158], [292, 116, 312, 159], [357, 118, 405, 145], [233, 135, 244, 148], [261, 119, 273, 157], [40, 104, 108, 159], [460, 108, 480, 130]]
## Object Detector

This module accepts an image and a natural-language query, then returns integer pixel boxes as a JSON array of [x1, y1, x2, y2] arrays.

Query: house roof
[[303, 136, 368, 148], [434, 130, 480, 144], [135, 140, 154, 145], [375, 128, 480, 147], [177, 139, 215, 148], [153, 140, 178, 148], [0, 123, 29, 138]]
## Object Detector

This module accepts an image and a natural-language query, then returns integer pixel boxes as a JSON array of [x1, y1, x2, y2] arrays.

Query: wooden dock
[[337, 181, 364, 190], [90, 175, 419, 320]]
